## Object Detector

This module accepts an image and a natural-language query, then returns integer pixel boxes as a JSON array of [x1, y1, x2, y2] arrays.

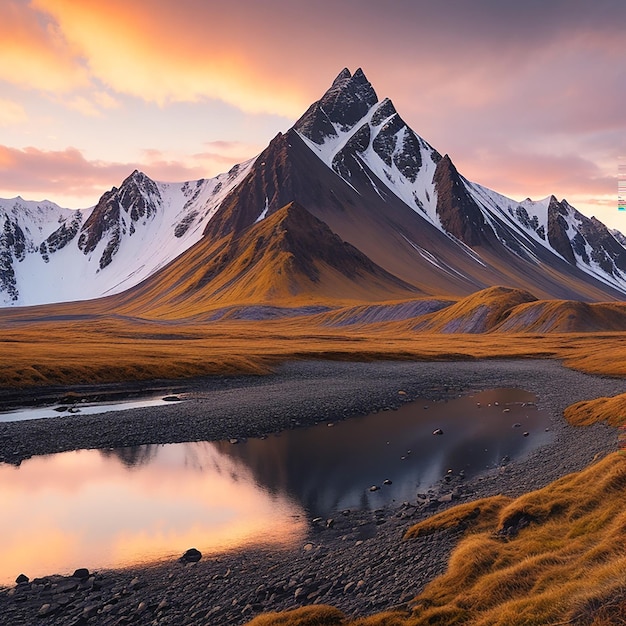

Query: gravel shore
[[1, 359, 625, 625]]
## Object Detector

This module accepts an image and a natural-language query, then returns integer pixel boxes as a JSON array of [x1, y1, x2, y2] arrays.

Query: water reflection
[[0, 442, 307, 586], [0, 388, 550, 585], [0, 396, 182, 423], [217, 388, 551, 515]]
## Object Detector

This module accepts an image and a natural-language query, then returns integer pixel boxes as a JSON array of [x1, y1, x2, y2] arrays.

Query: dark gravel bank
[[0, 359, 625, 625]]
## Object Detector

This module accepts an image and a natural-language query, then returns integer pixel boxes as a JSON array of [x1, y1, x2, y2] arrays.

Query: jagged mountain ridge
[[0, 162, 253, 306], [293, 68, 626, 297], [1, 67, 626, 308]]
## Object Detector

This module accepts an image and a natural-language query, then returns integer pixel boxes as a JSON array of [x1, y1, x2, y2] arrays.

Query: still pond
[[0, 387, 551, 585]]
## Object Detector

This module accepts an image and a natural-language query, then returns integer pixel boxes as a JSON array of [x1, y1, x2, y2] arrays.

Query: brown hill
[[493, 299, 626, 333], [409, 286, 538, 333], [110, 201, 418, 318]]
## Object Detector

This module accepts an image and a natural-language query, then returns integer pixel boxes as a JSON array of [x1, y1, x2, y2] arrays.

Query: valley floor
[[0, 360, 624, 625]]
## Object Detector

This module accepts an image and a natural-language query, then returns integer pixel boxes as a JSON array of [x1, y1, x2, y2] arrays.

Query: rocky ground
[[0, 359, 625, 625]]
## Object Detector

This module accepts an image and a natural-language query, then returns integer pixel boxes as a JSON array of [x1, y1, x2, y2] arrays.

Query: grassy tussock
[[244, 605, 346, 625], [403, 496, 511, 539], [407, 453, 626, 624], [564, 393, 626, 427], [349, 613, 418, 625]]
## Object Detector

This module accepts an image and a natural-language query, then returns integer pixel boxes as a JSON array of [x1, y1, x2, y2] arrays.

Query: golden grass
[[403, 496, 512, 539], [245, 454, 626, 626], [564, 393, 626, 428], [244, 606, 346, 625], [2, 311, 626, 388]]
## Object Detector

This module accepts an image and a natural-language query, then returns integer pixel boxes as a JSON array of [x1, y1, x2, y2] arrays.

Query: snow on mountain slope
[[3, 67, 626, 308], [294, 68, 626, 297], [0, 160, 254, 306], [295, 73, 443, 231], [467, 187, 626, 293]]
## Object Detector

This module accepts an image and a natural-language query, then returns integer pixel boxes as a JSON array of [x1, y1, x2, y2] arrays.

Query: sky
[[1, 0, 625, 229]]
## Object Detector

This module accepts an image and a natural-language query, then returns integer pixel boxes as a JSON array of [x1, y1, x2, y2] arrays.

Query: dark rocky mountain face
[[78, 171, 162, 269], [547, 196, 577, 265], [294, 68, 378, 143], [0, 218, 26, 301], [433, 155, 494, 247], [542, 196, 626, 278]]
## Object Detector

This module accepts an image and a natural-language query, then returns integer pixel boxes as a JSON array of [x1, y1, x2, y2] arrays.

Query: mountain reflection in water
[[0, 388, 550, 584], [216, 387, 551, 514]]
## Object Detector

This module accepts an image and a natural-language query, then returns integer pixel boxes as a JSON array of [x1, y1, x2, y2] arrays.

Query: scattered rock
[[38, 602, 59, 617], [383, 479, 392, 486], [369, 485, 379, 492], [432, 428, 444, 436], [15, 574, 29, 585], [180, 548, 202, 563], [72, 568, 90, 580], [163, 395, 181, 402]]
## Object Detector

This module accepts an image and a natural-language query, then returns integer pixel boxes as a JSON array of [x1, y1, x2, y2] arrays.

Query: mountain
[[203, 68, 626, 302], [107, 201, 418, 317], [0, 163, 253, 306], [1, 67, 626, 309]]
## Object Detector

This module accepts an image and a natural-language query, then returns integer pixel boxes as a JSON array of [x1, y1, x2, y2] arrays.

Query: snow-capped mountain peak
[[293, 68, 626, 297], [0, 159, 255, 306]]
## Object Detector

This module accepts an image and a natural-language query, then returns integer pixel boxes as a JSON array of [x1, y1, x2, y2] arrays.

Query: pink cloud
[[0, 145, 211, 205], [458, 146, 616, 202]]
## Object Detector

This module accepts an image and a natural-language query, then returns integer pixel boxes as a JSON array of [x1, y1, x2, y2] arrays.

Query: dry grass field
[[2, 285, 626, 625], [1, 314, 626, 389], [2, 284, 626, 390]]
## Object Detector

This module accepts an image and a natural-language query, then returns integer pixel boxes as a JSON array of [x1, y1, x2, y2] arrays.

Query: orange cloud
[[31, 0, 309, 116], [0, 0, 88, 92]]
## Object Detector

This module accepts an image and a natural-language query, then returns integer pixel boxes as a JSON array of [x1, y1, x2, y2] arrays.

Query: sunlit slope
[[108, 201, 419, 318], [493, 298, 626, 333], [409, 286, 537, 333]]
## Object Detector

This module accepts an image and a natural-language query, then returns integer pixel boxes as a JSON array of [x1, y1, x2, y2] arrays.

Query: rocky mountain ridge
[[1, 67, 624, 308]]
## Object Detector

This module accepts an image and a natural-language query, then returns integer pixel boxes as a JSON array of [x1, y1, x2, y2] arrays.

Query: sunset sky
[[1, 0, 625, 229]]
